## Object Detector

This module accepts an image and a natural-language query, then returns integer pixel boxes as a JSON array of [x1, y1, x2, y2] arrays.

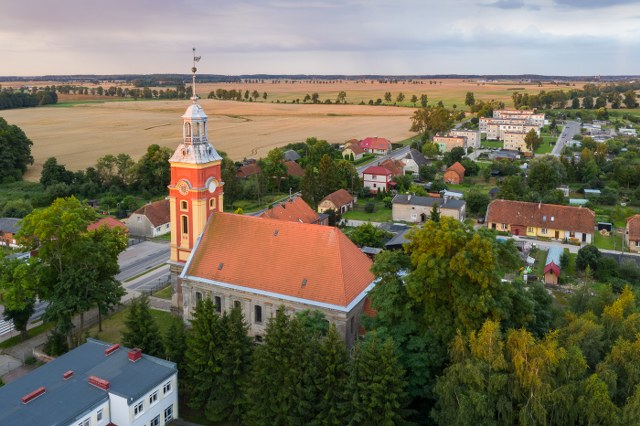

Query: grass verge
[[154, 285, 173, 300], [86, 306, 175, 345]]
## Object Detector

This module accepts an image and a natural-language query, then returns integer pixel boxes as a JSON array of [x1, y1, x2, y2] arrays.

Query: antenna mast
[[191, 47, 201, 104]]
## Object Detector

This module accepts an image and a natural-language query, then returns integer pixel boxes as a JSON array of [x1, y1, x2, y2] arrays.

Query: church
[[167, 59, 375, 345]]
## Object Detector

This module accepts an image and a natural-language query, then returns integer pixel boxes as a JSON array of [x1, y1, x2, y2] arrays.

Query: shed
[[543, 246, 563, 285]]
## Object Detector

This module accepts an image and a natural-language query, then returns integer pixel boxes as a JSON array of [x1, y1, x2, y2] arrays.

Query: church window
[[234, 300, 241, 309], [181, 215, 188, 234], [180, 200, 188, 211], [209, 198, 216, 209], [214, 296, 222, 313], [254, 305, 263, 323], [196, 291, 202, 302]]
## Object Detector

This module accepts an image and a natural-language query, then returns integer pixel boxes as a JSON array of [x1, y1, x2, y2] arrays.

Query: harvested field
[[1, 100, 416, 181]]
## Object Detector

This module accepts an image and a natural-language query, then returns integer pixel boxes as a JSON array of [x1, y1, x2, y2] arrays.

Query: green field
[[342, 199, 392, 222]]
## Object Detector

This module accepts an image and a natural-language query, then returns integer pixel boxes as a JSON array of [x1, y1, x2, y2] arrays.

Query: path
[[551, 120, 580, 156]]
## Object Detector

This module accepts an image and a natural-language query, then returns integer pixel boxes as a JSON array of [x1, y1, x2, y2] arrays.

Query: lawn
[[535, 134, 556, 154], [342, 199, 392, 222], [154, 285, 173, 300], [86, 306, 175, 344], [593, 230, 624, 251], [481, 140, 503, 149]]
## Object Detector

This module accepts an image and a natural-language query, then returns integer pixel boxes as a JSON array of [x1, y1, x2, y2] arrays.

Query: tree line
[[0, 88, 57, 110], [512, 82, 639, 110], [123, 296, 409, 425], [0, 118, 33, 183]]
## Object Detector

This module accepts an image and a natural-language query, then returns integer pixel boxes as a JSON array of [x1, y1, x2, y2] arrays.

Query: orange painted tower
[[168, 49, 224, 310]]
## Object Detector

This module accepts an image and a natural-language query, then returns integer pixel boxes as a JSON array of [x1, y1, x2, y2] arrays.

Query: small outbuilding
[[543, 246, 563, 285]]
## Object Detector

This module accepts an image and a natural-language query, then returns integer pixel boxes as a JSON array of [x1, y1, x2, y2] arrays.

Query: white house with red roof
[[362, 166, 393, 193], [359, 137, 392, 155]]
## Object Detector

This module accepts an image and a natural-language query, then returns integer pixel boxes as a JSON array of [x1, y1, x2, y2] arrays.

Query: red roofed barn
[[443, 161, 465, 184]]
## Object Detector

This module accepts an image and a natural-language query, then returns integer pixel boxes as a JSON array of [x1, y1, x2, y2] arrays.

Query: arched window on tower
[[181, 215, 189, 234], [209, 198, 216, 210], [184, 122, 191, 138], [197, 122, 202, 138], [180, 200, 188, 211]]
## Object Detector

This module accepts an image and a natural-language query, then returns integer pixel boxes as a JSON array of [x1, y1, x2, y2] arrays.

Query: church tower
[[168, 49, 224, 311]]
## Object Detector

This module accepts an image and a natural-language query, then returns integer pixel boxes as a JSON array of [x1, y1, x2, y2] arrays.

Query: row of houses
[[433, 129, 481, 153]]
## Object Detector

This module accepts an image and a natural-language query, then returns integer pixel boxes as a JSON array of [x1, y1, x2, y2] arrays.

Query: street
[[356, 145, 411, 174], [552, 120, 580, 156], [116, 240, 170, 282]]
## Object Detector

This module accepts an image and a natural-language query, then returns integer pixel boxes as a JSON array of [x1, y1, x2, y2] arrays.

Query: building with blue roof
[[0, 339, 178, 426]]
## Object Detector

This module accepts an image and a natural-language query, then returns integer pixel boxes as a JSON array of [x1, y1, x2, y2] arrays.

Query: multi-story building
[[450, 129, 481, 149], [362, 165, 393, 193], [433, 135, 465, 153], [0, 339, 178, 426], [503, 131, 528, 152], [480, 118, 540, 141], [392, 194, 466, 222], [486, 200, 595, 244], [493, 109, 545, 127]]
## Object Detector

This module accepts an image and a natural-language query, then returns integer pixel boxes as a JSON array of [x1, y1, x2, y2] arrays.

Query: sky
[[1, 0, 639, 76]]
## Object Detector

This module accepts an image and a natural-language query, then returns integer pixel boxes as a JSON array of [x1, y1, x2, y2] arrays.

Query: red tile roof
[[132, 199, 170, 227], [627, 215, 640, 241], [360, 137, 391, 151], [486, 200, 595, 234], [88, 217, 127, 232], [284, 160, 304, 177], [186, 212, 375, 307], [236, 163, 261, 178], [320, 189, 354, 209], [379, 159, 405, 177], [343, 144, 366, 155], [259, 197, 320, 224], [362, 166, 392, 176], [447, 161, 466, 177]]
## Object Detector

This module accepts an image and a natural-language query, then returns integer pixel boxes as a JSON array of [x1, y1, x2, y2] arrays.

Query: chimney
[[128, 348, 142, 362], [63, 371, 74, 380], [104, 343, 120, 356], [538, 202, 541, 209], [21, 387, 46, 404], [88, 376, 110, 390]]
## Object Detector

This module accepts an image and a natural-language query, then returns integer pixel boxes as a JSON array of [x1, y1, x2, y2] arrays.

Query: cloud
[[554, 0, 640, 8], [481, 0, 540, 10]]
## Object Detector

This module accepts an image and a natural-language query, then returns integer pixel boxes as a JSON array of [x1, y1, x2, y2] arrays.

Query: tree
[[336, 91, 347, 104], [396, 92, 405, 103], [443, 146, 466, 167], [314, 324, 350, 425], [527, 155, 566, 193], [0, 258, 37, 339], [347, 333, 409, 425], [311, 93, 320, 103], [263, 147, 287, 193], [524, 128, 543, 153], [317, 154, 340, 199], [410, 106, 453, 137], [0, 118, 33, 182], [18, 197, 127, 347], [348, 223, 391, 248], [623, 90, 638, 109], [410, 94, 418, 106], [583, 95, 594, 109], [419, 164, 437, 181], [163, 315, 187, 367], [135, 144, 172, 194], [122, 295, 163, 356], [420, 94, 428, 108], [464, 91, 476, 107], [40, 157, 73, 188], [576, 244, 601, 272], [421, 142, 440, 158], [429, 203, 440, 222], [464, 189, 490, 217], [384, 92, 392, 103]]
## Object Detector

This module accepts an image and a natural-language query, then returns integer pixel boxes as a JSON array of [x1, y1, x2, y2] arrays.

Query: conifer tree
[[184, 298, 223, 412], [347, 333, 409, 425], [163, 315, 187, 368], [122, 295, 163, 356], [313, 324, 350, 426], [205, 306, 253, 423]]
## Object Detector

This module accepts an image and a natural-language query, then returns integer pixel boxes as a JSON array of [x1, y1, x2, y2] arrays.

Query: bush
[[576, 244, 601, 272], [364, 202, 376, 213], [43, 329, 69, 357]]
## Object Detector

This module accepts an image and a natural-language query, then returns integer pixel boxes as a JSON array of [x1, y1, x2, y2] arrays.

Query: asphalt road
[[356, 145, 411, 174], [116, 241, 170, 282], [552, 120, 581, 156]]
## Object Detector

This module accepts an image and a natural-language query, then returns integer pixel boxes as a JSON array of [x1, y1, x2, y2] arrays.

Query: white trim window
[[149, 390, 159, 406], [78, 419, 89, 426], [163, 381, 172, 395], [134, 400, 144, 417], [150, 415, 160, 426], [164, 405, 174, 422]]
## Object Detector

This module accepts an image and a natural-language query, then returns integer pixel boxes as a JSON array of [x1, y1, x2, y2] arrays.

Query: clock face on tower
[[208, 180, 217, 193], [177, 181, 189, 195]]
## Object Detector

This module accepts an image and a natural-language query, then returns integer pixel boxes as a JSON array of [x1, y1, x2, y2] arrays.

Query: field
[[1, 78, 590, 181], [2, 99, 415, 181]]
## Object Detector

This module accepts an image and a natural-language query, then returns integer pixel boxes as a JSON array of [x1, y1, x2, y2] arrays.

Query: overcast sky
[[1, 0, 639, 76]]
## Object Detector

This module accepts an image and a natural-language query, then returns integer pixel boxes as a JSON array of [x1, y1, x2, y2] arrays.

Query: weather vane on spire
[[191, 47, 201, 103]]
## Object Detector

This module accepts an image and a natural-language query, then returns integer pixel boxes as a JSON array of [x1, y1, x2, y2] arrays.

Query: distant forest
[[1, 74, 639, 85]]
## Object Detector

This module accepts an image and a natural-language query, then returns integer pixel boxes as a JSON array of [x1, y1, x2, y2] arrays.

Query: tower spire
[[191, 47, 201, 104]]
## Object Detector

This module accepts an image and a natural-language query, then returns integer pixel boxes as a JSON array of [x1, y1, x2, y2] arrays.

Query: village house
[[0, 339, 178, 426], [125, 199, 171, 238], [443, 162, 465, 184], [342, 143, 366, 161], [359, 137, 392, 155], [283, 149, 301, 162], [378, 158, 405, 177], [179, 213, 375, 346], [236, 162, 261, 179], [0, 217, 21, 248], [362, 165, 393, 193], [258, 196, 328, 225], [625, 214, 640, 253], [318, 189, 355, 215], [401, 148, 429, 175], [284, 160, 304, 178], [485, 200, 595, 243], [88, 217, 128, 232], [392, 194, 466, 223]]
